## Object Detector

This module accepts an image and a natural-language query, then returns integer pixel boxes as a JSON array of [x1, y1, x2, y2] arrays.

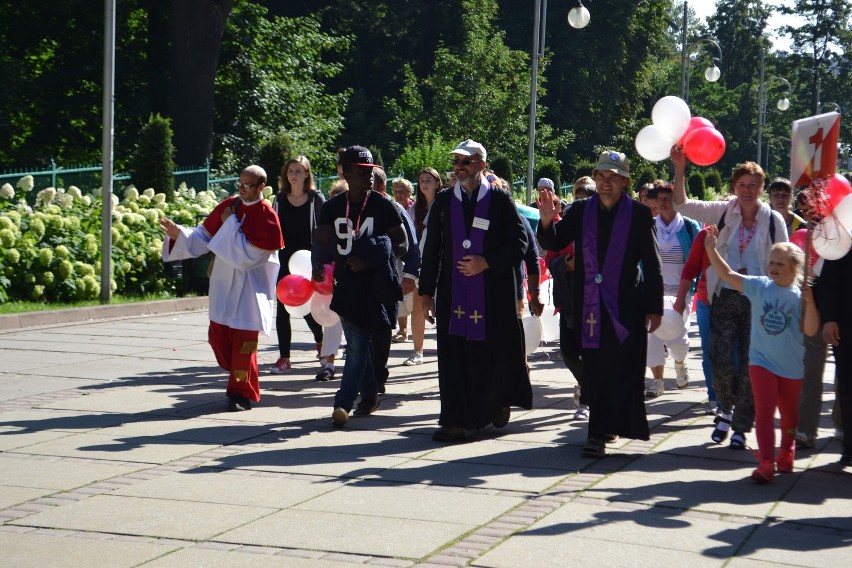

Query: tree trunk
[[169, 0, 233, 166]]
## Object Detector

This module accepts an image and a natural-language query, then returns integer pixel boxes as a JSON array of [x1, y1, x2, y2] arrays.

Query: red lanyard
[[739, 219, 756, 256], [345, 191, 371, 238]]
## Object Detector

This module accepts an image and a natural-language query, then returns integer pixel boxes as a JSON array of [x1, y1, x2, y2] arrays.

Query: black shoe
[[581, 438, 606, 458], [492, 407, 510, 428], [315, 367, 336, 382], [432, 426, 466, 443], [353, 397, 380, 416], [227, 395, 251, 412], [377, 383, 386, 394], [605, 434, 618, 444], [840, 452, 852, 466], [729, 431, 746, 450]]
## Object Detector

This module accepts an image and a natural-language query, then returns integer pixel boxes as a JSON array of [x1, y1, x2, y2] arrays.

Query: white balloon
[[653, 295, 687, 342], [539, 309, 560, 342], [288, 250, 313, 278], [832, 195, 852, 231], [651, 96, 692, 140], [522, 316, 542, 357], [812, 214, 852, 260], [635, 125, 677, 162], [285, 294, 313, 317], [310, 293, 340, 327]]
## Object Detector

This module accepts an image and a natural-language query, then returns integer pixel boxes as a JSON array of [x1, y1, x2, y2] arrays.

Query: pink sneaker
[[269, 357, 292, 374]]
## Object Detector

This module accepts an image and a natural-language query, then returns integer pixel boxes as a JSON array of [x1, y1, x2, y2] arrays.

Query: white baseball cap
[[450, 139, 487, 162]]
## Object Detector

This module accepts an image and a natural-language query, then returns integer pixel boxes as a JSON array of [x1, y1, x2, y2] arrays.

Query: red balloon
[[790, 228, 808, 250], [683, 127, 726, 166], [824, 173, 852, 212], [312, 263, 335, 295], [276, 274, 314, 306], [678, 116, 715, 146]]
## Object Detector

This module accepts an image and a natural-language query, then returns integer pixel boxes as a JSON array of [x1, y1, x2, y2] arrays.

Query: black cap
[[339, 145, 381, 168]]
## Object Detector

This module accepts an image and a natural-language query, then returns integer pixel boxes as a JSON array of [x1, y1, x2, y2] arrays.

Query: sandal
[[392, 332, 409, 343], [573, 406, 590, 420], [315, 367, 335, 382], [729, 431, 746, 450], [581, 438, 606, 458], [711, 415, 731, 444]]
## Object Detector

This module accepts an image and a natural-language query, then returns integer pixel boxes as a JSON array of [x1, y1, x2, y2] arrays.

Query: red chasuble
[[202, 197, 284, 251]]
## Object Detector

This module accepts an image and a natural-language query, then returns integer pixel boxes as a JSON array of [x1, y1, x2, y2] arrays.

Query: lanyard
[[345, 190, 371, 238], [739, 219, 756, 257]]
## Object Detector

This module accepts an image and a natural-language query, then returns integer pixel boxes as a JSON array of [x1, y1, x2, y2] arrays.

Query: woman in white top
[[671, 145, 787, 450]]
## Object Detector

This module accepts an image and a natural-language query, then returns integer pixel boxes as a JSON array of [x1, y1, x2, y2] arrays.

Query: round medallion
[[462, 239, 472, 250], [594, 273, 603, 284]]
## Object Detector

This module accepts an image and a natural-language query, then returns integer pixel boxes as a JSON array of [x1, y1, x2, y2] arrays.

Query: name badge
[[472, 217, 490, 230]]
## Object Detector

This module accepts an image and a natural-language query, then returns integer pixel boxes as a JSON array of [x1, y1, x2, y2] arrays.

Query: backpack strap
[[717, 209, 727, 232]]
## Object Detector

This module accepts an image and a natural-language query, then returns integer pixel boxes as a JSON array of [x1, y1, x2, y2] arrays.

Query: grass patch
[[0, 293, 195, 315]]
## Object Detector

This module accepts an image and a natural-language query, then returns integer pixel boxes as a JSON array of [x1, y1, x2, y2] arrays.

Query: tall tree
[[169, 0, 234, 166]]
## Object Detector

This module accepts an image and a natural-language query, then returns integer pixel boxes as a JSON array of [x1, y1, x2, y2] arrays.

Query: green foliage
[[633, 163, 659, 190], [384, 0, 569, 169], [490, 155, 514, 186], [214, 2, 350, 175], [390, 137, 457, 181], [536, 159, 562, 195], [688, 170, 707, 200], [258, 133, 294, 190], [704, 169, 724, 195], [570, 159, 597, 183], [130, 114, 175, 201], [0, 176, 218, 304]]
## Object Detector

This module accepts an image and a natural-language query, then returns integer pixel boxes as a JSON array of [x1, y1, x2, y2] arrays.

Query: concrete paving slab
[[294, 480, 523, 524], [12, 431, 219, 464], [0, 485, 51, 509], [23, 356, 217, 380], [0, 531, 180, 568], [772, 470, 852, 531], [0, 408, 132, 432], [423, 437, 586, 473], [475, 500, 754, 567], [584, 454, 787, 518], [0, 454, 142, 490], [0, 338, 162, 357], [201, 445, 411, 479], [0, 427, 74, 451], [377, 456, 569, 493], [93, 416, 272, 445], [140, 547, 351, 568], [112, 469, 346, 508], [37, 384, 222, 414], [10, 494, 277, 540], [0, 375, 104, 400], [214, 508, 471, 558], [728, 518, 852, 567]]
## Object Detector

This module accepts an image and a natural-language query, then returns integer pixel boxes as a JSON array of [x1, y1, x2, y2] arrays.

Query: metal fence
[[0, 159, 239, 197]]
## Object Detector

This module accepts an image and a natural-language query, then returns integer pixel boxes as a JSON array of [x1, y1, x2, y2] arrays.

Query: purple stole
[[581, 193, 633, 349], [450, 183, 491, 341]]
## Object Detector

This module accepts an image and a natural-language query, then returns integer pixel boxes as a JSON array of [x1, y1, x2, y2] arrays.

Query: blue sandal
[[729, 431, 746, 450], [711, 416, 731, 444]]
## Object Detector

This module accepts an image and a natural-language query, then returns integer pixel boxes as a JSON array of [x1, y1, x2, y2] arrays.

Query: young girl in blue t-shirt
[[705, 226, 819, 483]]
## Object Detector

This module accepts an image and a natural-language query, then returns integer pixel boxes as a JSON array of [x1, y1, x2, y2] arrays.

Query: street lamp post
[[526, 0, 589, 205], [756, 51, 791, 169], [678, 1, 722, 103]]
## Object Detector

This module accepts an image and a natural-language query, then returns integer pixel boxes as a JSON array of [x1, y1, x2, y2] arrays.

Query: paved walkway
[[0, 304, 849, 567]]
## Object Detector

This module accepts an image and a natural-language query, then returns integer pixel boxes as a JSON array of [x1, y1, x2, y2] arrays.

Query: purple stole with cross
[[581, 193, 633, 349], [449, 183, 491, 341]]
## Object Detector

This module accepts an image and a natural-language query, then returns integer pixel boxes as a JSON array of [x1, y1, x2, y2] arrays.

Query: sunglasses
[[451, 158, 480, 167]]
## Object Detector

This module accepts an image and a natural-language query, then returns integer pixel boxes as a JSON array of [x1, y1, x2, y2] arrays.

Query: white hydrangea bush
[[0, 177, 216, 303]]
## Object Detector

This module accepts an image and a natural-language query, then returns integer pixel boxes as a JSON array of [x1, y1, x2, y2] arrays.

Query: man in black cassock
[[537, 151, 663, 458], [419, 139, 533, 442], [819, 253, 852, 466]]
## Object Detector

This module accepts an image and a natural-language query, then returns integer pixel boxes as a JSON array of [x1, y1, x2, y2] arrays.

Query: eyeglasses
[[451, 158, 480, 167], [234, 181, 259, 189]]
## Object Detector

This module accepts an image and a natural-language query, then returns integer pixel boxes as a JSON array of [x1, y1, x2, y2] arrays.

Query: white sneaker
[[403, 352, 423, 366], [645, 379, 664, 398], [675, 361, 689, 389]]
